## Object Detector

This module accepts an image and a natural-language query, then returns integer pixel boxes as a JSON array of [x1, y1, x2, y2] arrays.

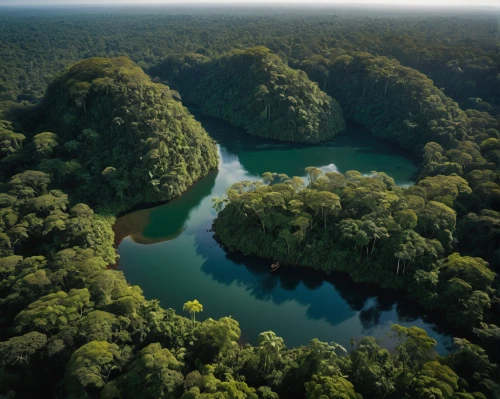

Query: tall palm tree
[[183, 300, 203, 325]]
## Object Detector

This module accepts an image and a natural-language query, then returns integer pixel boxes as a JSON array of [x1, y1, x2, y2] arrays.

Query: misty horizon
[[0, 0, 498, 8]]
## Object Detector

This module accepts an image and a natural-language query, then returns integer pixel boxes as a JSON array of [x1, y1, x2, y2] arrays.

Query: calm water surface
[[116, 112, 454, 353]]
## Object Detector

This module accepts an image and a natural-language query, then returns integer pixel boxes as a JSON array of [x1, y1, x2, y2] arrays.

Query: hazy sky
[[0, 0, 498, 7]]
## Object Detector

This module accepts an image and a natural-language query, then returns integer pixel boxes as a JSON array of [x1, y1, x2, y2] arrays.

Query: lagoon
[[116, 111, 453, 352]]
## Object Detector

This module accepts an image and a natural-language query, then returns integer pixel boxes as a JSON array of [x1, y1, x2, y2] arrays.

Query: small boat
[[270, 261, 281, 272]]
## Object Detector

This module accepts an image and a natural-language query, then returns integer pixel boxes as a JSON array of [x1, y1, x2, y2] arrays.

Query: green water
[[116, 112, 453, 352]]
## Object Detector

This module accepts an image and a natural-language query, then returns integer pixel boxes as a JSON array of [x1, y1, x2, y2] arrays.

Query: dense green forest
[[295, 51, 471, 152], [1, 57, 220, 211], [0, 8, 498, 114], [151, 47, 345, 143], [40, 56, 218, 212], [0, 6, 499, 399]]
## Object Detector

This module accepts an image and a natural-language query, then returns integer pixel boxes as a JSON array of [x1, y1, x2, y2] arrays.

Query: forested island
[[0, 5, 499, 399]]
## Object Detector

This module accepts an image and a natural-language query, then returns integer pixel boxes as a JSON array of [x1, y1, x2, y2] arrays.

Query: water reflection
[[114, 170, 218, 245], [117, 111, 452, 353], [194, 108, 418, 182], [191, 217, 453, 352], [115, 113, 419, 246]]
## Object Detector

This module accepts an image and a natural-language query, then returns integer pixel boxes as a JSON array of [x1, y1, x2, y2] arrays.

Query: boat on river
[[270, 261, 281, 272]]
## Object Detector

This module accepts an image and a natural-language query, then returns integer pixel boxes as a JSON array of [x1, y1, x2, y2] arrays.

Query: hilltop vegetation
[[35, 57, 217, 212], [295, 51, 471, 153], [152, 47, 345, 143]]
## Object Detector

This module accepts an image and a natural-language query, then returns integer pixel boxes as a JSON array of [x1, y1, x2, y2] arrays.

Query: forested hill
[[151, 47, 345, 143], [3, 57, 218, 213], [294, 51, 471, 153], [0, 10, 497, 117]]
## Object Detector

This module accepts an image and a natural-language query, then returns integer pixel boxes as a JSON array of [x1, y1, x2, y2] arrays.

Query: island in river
[[114, 110, 453, 353]]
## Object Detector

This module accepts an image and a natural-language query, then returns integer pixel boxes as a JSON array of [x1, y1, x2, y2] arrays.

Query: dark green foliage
[[36, 57, 218, 212], [156, 47, 345, 143], [0, 9, 497, 115], [0, 120, 25, 169], [0, 331, 47, 366], [297, 51, 471, 153]]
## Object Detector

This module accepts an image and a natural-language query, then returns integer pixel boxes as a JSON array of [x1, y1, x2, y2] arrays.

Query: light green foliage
[[305, 375, 362, 399], [414, 361, 459, 399], [0, 120, 25, 164], [87, 270, 133, 307], [214, 167, 495, 329], [14, 288, 91, 334], [63, 340, 130, 398], [349, 337, 396, 398], [391, 325, 437, 368], [440, 253, 495, 292], [75, 310, 123, 343], [49, 248, 108, 288], [394, 209, 418, 230], [180, 373, 260, 399], [0, 255, 22, 280], [435, 253, 495, 326], [8, 170, 51, 199], [197, 317, 241, 354], [102, 343, 184, 399], [479, 138, 500, 154], [258, 331, 286, 373], [30, 132, 59, 160], [418, 175, 472, 202], [183, 299, 203, 323]]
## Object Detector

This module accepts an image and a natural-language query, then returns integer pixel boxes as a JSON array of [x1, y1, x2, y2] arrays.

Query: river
[[115, 111, 454, 353]]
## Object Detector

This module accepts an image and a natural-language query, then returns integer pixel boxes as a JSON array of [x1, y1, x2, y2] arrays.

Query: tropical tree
[[183, 300, 203, 324], [258, 331, 286, 373]]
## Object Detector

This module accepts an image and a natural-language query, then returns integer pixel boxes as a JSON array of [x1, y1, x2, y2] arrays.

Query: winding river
[[115, 111, 454, 353]]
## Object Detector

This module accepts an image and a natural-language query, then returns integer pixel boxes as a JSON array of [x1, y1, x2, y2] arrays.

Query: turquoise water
[[116, 113, 454, 353]]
